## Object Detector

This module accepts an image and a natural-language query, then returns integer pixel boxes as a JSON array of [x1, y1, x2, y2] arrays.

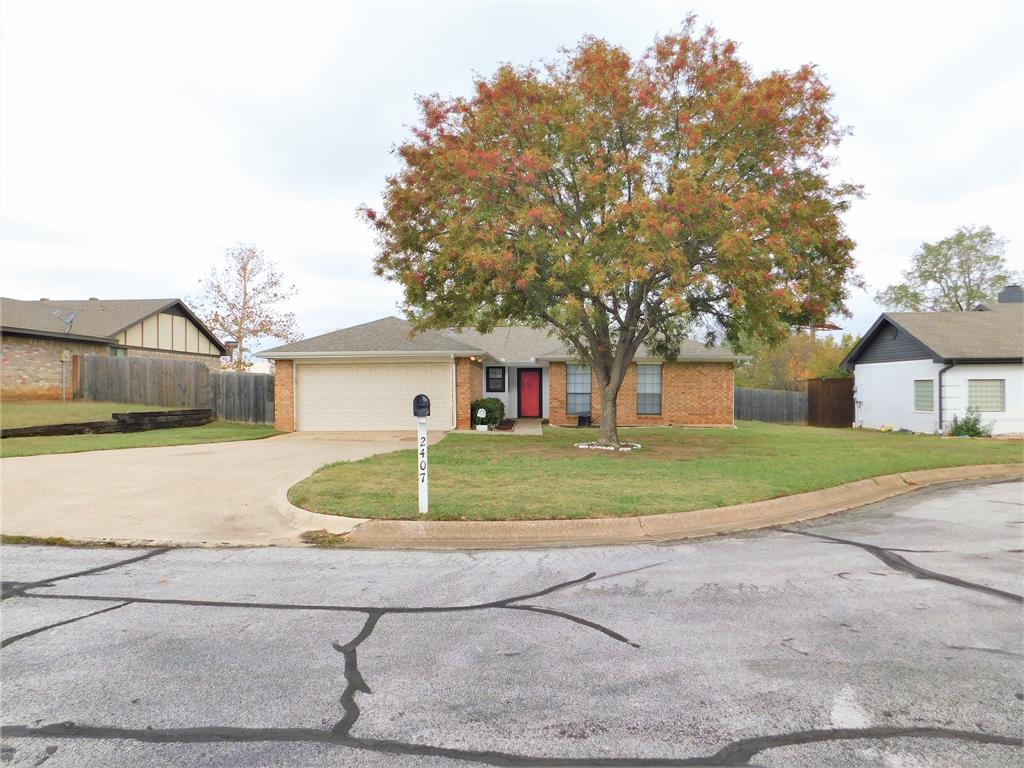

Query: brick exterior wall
[[274, 359, 295, 432], [455, 357, 484, 430], [126, 347, 222, 371], [547, 360, 734, 427], [1, 334, 110, 400], [548, 361, 568, 423]]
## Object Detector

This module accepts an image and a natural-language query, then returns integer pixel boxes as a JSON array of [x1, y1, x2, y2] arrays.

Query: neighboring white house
[[841, 285, 1024, 435]]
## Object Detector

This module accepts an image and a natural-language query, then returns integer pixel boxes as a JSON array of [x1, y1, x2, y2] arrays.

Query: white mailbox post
[[412, 394, 430, 515]]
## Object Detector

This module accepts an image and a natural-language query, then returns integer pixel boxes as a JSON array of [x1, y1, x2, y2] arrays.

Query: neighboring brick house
[[1, 297, 227, 399], [258, 316, 743, 432]]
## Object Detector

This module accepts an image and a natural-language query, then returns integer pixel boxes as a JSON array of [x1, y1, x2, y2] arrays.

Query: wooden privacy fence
[[734, 387, 808, 424], [78, 355, 208, 408], [209, 371, 275, 424], [806, 377, 855, 428], [75, 355, 274, 424]]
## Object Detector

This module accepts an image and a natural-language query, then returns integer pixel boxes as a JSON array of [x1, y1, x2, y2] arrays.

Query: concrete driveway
[[0, 480, 1020, 767], [0, 433, 436, 546]]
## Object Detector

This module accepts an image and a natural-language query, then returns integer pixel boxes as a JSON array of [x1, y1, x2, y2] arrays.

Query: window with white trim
[[913, 379, 933, 412], [967, 379, 1005, 412], [566, 364, 592, 415], [486, 366, 505, 393], [637, 364, 662, 415]]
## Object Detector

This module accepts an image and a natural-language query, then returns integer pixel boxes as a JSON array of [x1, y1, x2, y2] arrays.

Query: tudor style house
[[258, 316, 744, 432], [841, 285, 1024, 435], [1, 297, 226, 399]]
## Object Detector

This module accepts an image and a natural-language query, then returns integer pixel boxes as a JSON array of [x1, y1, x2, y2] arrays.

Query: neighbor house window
[[486, 366, 506, 393], [637, 364, 662, 415], [566, 364, 592, 415], [968, 379, 1005, 412], [913, 379, 934, 411], [110, 347, 127, 357]]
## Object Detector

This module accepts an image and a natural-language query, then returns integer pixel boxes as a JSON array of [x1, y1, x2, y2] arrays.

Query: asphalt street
[[1, 479, 1022, 767]]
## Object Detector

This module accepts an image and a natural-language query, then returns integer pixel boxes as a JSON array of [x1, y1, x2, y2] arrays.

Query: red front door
[[518, 368, 542, 418]]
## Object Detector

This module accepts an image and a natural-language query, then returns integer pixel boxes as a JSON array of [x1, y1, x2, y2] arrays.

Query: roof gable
[[843, 305, 1024, 369], [0, 297, 226, 353], [841, 317, 936, 368]]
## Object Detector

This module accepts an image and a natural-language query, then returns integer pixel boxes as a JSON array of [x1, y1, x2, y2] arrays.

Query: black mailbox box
[[413, 394, 431, 417]]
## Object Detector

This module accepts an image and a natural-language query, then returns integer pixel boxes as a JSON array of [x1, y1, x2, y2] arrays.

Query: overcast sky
[[2, 0, 1021, 345]]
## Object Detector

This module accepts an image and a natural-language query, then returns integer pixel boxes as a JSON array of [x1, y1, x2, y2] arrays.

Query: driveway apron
[[0, 433, 429, 546]]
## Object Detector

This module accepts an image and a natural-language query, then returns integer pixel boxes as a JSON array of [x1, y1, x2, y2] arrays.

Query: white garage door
[[295, 361, 454, 431]]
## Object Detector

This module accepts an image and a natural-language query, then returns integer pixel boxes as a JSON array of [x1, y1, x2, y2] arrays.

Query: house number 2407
[[416, 418, 429, 515]]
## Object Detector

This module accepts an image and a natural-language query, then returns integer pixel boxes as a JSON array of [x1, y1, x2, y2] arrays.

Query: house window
[[566, 364, 592, 415], [110, 347, 127, 357], [637, 364, 662, 415], [968, 379, 1005, 412], [486, 366, 506, 393], [913, 380, 934, 412]]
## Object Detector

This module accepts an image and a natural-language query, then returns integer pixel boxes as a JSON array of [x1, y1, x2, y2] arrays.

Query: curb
[[272, 483, 365, 540], [339, 463, 1023, 550]]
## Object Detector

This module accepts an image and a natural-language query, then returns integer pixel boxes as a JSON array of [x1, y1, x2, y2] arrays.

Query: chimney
[[997, 284, 1023, 304]]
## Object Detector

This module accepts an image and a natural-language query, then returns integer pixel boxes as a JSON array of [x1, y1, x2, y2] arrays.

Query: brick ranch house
[[258, 316, 744, 432], [1, 297, 227, 400]]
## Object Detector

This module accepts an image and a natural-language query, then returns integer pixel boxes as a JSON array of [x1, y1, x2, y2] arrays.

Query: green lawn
[[288, 422, 1023, 521], [0, 422, 279, 458], [1, 400, 166, 429]]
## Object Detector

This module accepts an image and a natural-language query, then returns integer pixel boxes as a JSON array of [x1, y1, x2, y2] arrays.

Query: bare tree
[[191, 245, 299, 370]]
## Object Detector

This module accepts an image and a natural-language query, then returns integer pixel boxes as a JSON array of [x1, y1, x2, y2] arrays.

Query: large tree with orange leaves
[[365, 18, 860, 445]]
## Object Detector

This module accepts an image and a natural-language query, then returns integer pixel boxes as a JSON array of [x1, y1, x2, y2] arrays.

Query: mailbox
[[413, 394, 431, 418]]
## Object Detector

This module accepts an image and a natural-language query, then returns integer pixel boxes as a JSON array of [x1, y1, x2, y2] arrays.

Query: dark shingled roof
[[258, 316, 483, 356], [260, 315, 744, 361], [1, 297, 226, 352], [887, 305, 1024, 359], [441, 326, 561, 362], [534, 336, 743, 361], [843, 303, 1024, 368]]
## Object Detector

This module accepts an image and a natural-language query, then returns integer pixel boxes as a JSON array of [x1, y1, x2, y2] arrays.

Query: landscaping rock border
[[574, 441, 642, 452]]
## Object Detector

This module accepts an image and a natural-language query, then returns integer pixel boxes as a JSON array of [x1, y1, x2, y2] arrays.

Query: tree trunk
[[598, 383, 621, 446], [234, 333, 246, 371]]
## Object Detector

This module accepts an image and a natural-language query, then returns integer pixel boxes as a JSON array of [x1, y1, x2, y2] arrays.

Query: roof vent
[[88, 297, 99, 301], [997, 284, 1023, 304], [39, 297, 49, 301]]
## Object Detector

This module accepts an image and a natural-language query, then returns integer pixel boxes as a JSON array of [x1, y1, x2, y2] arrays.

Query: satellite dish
[[52, 309, 78, 333]]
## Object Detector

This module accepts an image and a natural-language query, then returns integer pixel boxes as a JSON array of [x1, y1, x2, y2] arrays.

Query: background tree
[[875, 226, 1016, 312], [735, 332, 857, 391], [364, 17, 860, 445], [191, 245, 299, 371]]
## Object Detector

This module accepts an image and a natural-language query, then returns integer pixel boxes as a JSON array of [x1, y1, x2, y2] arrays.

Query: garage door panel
[[296, 362, 453, 431]]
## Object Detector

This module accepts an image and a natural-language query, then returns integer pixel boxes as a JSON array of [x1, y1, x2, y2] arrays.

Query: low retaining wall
[[0, 409, 213, 438]]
